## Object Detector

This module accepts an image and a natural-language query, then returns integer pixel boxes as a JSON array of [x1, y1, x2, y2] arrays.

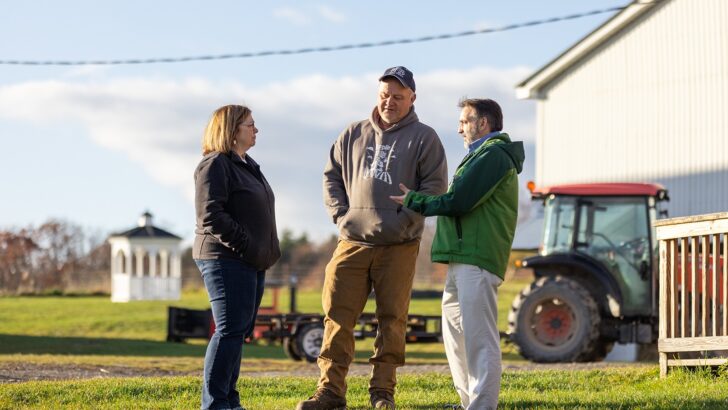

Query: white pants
[[442, 263, 503, 410]]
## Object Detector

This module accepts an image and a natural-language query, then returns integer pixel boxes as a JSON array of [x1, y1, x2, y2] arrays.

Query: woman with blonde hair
[[193, 104, 281, 410]]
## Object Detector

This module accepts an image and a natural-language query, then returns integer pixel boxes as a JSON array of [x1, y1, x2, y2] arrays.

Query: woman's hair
[[202, 105, 251, 155]]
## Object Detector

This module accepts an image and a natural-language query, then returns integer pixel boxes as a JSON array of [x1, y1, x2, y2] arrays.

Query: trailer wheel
[[508, 275, 602, 362], [283, 337, 302, 361], [295, 323, 324, 363]]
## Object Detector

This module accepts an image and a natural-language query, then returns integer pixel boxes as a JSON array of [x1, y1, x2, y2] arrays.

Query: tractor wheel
[[508, 275, 603, 363], [295, 323, 324, 363], [282, 336, 303, 361]]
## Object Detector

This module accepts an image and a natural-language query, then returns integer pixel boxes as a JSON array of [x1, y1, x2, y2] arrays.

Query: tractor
[[508, 182, 670, 362]]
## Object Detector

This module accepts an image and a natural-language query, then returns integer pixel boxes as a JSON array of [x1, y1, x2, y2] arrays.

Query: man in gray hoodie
[[297, 66, 448, 410]]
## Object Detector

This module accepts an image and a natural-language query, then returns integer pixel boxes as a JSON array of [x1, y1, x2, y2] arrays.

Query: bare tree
[[414, 218, 446, 288], [31, 220, 85, 291], [0, 229, 37, 294], [0, 219, 111, 294]]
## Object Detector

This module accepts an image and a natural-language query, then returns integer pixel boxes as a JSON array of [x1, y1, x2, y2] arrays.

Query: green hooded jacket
[[403, 133, 524, 278]]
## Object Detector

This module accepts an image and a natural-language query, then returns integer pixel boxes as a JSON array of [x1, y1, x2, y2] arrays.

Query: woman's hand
[[390, 183, 411, 205]]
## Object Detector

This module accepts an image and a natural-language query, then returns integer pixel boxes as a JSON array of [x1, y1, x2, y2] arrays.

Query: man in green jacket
[[391, 98, 524, 410]]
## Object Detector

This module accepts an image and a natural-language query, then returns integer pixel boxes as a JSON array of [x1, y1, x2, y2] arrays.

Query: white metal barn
[[108, 212, 183, 302], [516, 0, 728, 217]]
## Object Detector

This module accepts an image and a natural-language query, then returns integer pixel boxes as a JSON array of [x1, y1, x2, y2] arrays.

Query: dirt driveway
[[0, 361, 652, 384]]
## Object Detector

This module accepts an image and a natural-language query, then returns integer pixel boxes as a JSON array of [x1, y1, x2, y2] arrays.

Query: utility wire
[[0, 5, 631, 66]]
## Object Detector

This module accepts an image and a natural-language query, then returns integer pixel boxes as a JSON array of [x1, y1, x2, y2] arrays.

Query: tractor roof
[[531, 182, 668, 199]]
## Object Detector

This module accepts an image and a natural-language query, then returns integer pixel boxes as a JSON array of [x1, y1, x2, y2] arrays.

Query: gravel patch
[[0, 362, 196, 384], [0, 361, 653, 384]]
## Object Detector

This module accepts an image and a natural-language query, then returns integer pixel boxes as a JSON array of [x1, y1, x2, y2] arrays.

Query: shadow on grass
[[503, 399, 728, 409], [360, 348, 517, 362], [0, 333, 456, 362], [0, 333, 205, 357], [0, 334, 286, 359], [502, 350, 523, 361], [0, 333, 452, 362]]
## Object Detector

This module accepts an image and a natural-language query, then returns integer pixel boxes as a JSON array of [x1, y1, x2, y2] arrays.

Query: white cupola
[[107, 211, 183, 302]]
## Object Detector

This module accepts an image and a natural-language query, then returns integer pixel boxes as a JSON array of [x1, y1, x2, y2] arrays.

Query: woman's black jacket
[[193, 151, 281, 271]]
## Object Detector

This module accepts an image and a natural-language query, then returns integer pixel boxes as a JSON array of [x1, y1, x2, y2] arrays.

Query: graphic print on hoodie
[[363, 143, 397, 185]]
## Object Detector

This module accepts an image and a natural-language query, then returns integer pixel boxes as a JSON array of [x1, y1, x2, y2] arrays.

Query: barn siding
[[535, 0, 728, 217]]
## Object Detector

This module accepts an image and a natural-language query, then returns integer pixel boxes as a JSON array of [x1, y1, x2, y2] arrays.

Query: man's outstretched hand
[[390, 183, 411, 205]]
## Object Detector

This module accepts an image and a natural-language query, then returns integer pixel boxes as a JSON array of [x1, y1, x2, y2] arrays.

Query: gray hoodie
[[323, 107, 448, 246]]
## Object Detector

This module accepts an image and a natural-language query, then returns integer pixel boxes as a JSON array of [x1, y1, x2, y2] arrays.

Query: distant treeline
[[0, 220, 445, 295], [0, 220, 109, 295]]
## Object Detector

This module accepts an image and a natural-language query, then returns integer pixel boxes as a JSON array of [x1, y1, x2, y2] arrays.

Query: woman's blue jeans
[[195, 258, 265, 410]]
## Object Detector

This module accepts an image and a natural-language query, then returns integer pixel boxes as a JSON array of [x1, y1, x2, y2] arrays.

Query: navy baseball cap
[[378, 66, 416, 92]]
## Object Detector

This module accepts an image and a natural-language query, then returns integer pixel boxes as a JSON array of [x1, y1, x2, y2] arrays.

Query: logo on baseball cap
[[378, 66, 416, 92]]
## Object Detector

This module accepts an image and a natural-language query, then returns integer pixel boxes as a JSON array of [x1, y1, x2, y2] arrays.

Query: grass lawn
[[2, 368, 728, 409], [3, 273, 728, 408]]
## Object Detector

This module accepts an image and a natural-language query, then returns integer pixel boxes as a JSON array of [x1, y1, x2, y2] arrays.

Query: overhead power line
[[0, 5, 631, 66]]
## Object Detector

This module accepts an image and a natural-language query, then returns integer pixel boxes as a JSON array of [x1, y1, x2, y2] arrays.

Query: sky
[[0, 1, 630, 244]]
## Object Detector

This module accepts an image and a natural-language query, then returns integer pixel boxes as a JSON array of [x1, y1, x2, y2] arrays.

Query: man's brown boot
[[370, 389, 395, 409], [295, 388, 347, 410]]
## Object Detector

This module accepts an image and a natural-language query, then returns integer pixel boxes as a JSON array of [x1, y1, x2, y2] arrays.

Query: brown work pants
[[316, 239, 419, 398]]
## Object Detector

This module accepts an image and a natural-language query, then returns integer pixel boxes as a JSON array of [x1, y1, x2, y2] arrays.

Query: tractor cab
[[509, 183, 669, 363], [535, 183, 669, 316]]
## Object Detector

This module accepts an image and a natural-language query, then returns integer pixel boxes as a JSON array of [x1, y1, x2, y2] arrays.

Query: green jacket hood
[[485, 133, 525, 174]]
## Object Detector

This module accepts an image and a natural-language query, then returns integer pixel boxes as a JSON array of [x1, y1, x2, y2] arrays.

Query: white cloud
[[272, 7, 311, 25], [0, 66, 535, 240], [317, 5, 346, 23]]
